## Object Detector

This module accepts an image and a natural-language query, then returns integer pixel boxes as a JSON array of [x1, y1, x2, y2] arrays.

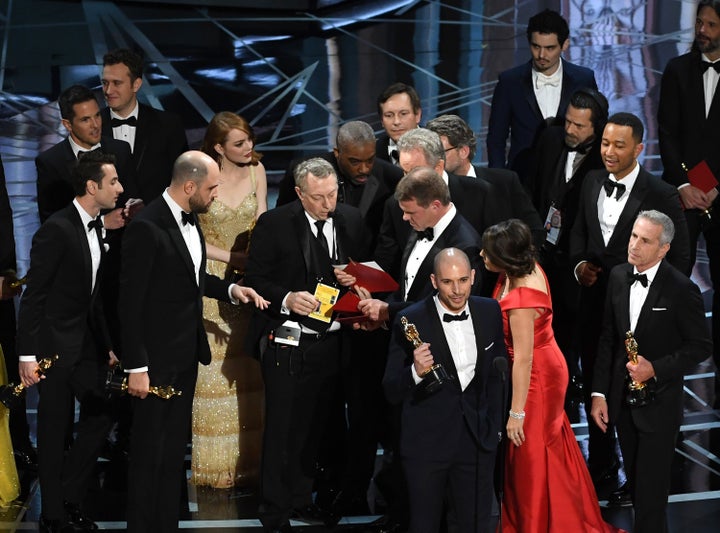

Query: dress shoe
[[607, 483, 633, 508], [590, 458, 620, 484], [38, 516, 84, 533], [64, 501, 98, 530]]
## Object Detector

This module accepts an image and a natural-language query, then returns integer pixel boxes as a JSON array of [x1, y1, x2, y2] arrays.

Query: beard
[[189, 193, 212, 214], [696, 34, 720, 55]]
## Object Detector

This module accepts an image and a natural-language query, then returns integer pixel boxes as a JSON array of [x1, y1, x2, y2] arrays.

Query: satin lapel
[[357, 175, 379, 219], [160, 202, 196, 282], [423, 298, 460, 387], [71, 209, 94, 295], [523, 64, 543, 120], [633, 262, 666, 339], [607, 170, 646, 250], [469, 299, 487, 375], [132, 106, 150, 169], [400, 231, 419, 288], [332, 208, 349, 263], [292, 204, 313, 276], [588, 173, 607, 245], [618, 264, 632, 334]]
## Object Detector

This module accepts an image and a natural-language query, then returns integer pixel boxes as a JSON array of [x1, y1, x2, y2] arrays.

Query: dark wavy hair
[[481, 219, 537, 278]]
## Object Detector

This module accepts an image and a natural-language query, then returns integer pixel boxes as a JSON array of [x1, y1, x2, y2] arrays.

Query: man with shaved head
[[383, 247, 507, 533], [119, 150, 267, 532]]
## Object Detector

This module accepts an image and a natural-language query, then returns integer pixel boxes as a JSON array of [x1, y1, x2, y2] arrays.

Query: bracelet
[[508, 409, 525, 420]]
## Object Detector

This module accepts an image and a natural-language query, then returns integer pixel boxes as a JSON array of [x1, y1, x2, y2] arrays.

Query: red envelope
[[687, 160, 719, 193], [333, 291, 369, 323], [344, 261, 399, 293]]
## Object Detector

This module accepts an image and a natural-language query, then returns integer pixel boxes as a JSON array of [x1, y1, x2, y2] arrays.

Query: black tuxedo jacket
[[101, 103, 187, 203], [375, 133, 393, 164], [383, 295, 507, 460], [569, 166, 691, 277], [244, 201, 371, 351], [16, 203, 111, 366], [375, 173, 492, 280], [35, 136, 136, 223], [526, 126, 604, 254], [386, 212, 482, 317], [658, 50, 720, 188], [594, 261, 711, 431], [275, 151, 402, 242], [118, 196, 230, 375], [487, 59, 597, 176], [472, 165, 544, 246]]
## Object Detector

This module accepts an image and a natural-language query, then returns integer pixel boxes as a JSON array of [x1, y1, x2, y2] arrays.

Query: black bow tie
[[87, 217, 103, 232], [701, 61, 720, 73], [110, 116, 137, 128], [390, 149, 399, 161], [567, 141, 593, 154], [627, 271, 648, 287], [603, 179, 626, 200], [443, 311, 468, 322], [416, 227, 434, 241], [181, 211, 195, 226]]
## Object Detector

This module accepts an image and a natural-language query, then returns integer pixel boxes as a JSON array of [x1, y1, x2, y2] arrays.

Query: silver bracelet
[[508, 409, 525, 420]]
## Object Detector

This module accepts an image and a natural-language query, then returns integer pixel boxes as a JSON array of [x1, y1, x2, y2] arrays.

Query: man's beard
[[189, 194, 211, 214], [696, 34, 720, 55]]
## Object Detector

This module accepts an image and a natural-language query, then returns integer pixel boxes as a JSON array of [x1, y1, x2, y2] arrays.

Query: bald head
[[168, 150, 221, 213], [431, 248, 475, 312], [433, 247, 471, 275], [171, 150, 217, 186]]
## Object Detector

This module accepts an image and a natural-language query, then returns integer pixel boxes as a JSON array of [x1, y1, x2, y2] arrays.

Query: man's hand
[[0, 276, 22, 300], [108, 350, 120, 367], [358, 298, 389, 322], [590, 396, 609, 433], [627, 355, 655, 383], [127, 372, 150, 399], [19, 361, 42, 388], [576, 261, 602, 287], [122, 199, 145, 221], [679, 185, 713, 211], [334, 268, 356, 288], [286, 291, 319, 315], [232, 285, 270, 309], [103, 208, 126, 230], [413, 342, 434, 376]]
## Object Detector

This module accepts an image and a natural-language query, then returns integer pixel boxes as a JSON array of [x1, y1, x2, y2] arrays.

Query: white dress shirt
[[533, 61, 563, 120], [597, 163, 640, 246], [110, 101, 139, 152], [702, 53, 720, 118], [629, 261, 660, 332], [69, 136, 101, 159]]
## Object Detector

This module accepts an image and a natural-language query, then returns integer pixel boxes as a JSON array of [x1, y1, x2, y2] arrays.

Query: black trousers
[[258, 333, 341, 530]]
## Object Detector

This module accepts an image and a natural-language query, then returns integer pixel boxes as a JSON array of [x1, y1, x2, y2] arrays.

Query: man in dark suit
[[591, 210, 711, 533], [17, 151, 124, 532], [275, 120, 402, 245], [570, 112, 690, 498], [425, 113, 544, 246], [525, 88, 608, 403], [244, 158, 370, 532], [383, 248, 507, 533], [36, 84, 136, 226], [374, 128, 491, 288], [119, 151, 265, 532], [487, 9, 597, 184], [101, 48, 188, 204], [375, 83, 422, 166], [658, 0, 720, 402]]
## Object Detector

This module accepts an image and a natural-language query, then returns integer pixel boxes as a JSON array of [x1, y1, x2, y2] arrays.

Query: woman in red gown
[[481, 220, 624, 533]]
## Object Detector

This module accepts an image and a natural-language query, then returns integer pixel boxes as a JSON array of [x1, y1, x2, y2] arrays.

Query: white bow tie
[[536, 75, 560, 88]]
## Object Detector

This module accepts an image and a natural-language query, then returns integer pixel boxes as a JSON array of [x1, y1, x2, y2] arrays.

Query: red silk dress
[[495, 269, 625, 533]]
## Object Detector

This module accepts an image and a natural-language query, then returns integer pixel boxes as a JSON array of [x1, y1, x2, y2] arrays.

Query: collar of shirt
[[162, 189, 192, 229], [533, 60, 563, 87], [68, 136, 101, 159], [633, 261, 660, 286], [608, 162, 641, 198], [72, 198, 96, 229], [433, 294, 470, 321], [431, 203, 457, 241], [109, 101, 139, 123], [465, 165, 477, 178], [629, 261, 660, 331], [433, 294, 476, 391]]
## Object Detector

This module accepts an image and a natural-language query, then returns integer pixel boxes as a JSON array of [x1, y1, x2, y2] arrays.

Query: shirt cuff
[[281, 293, 291, 315], [19, 355, 36, 363], [411, 365, 423, 385], [228, 283, 239, 305], [678, 183, 690, 189], [573, 261, 585, 283], [590, 392, 606, 399], [125, 366, 148, 373]]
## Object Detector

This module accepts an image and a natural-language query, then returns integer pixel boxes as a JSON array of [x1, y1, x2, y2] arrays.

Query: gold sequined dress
[[191, 168, 264, 488], [0, 344, 20, 506]]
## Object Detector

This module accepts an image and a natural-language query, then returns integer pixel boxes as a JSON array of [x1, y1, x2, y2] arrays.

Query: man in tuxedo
[[17, 151, 124, 532], [383, 247, 507, 533], [101, 48, 188, 204], [244, 158, 370, 532], [591, 210, 711, 533], [275, 120, 402, 245], [487, 8, 597, 184], [526, 88, 608, 404], [119, 151, 265, 532], [570, 112, 690, 500], [425, 113, 544, 246], [36, 84, 135, 226], [658, 0, 720, 402], [375, 83, 422, 166]]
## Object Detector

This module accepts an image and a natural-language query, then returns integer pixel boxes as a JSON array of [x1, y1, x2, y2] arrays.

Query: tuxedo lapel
[[469, 300, 487, 376], [633, 262, 667, 339], [400, 231, 419, 292], [69, 208, 94, 295], [332, 208, 349, 263], [522, 63, 542, 120], [588, 174, 606, 244], [617, 264, 632, 334], [608, 170, 647, 250], [132, 105, 150, 169], [291, 203, 314, 276], [357, 175, 379, 219], [159, 201, 197, 283], [423, 298, 460, 388]]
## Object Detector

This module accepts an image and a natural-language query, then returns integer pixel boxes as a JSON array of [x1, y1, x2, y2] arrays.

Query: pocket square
[[651, 307, 667, 311], [484, 341, 494, 351]]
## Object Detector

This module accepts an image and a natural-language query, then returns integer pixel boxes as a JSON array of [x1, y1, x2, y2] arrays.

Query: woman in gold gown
[[191, 112, 268, 489], [0, 344, 20, 506]]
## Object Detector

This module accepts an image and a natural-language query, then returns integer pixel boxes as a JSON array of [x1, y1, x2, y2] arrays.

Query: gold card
[[309, 282, 340, 323]]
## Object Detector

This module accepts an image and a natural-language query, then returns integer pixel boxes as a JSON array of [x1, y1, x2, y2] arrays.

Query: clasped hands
[[575, 261, 602, 287], [680, 184, 718, 211]]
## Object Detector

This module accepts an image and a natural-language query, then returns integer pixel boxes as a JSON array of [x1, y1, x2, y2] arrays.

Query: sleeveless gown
[[191, 168, 264, 488], [495, 267, 624, 532], [0, 344, 20, 506]]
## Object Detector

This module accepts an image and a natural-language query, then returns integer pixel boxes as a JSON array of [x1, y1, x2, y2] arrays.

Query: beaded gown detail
[[495, 267, 624, 533], [0, 344, 20, 506], [191, 168, 264, 488]]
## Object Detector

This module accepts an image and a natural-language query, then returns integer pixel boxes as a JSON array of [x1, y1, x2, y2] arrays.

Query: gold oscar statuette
[[401, 316, 450, 395], [105, 365, 182, 400], [0, 355, 58, 408], [624, 331, 655, 407]]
